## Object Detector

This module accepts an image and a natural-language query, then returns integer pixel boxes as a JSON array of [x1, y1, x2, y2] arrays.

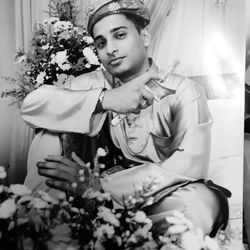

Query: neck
[[118, 58, 151, 83]]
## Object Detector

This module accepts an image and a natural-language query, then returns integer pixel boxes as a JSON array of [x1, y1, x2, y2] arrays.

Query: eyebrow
[[94, 26, 128, 42]]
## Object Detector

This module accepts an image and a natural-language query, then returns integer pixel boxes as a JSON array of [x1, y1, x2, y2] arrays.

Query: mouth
[[109, 57, 125, 66]]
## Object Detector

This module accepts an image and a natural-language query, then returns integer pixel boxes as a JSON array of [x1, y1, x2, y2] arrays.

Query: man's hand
[[102, 70, 157, 114], [37, 152, 100, 194]]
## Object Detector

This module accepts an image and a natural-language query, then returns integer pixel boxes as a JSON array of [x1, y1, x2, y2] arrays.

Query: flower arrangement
[[0, 151, 226, 250], [1, 0, 100, 106]]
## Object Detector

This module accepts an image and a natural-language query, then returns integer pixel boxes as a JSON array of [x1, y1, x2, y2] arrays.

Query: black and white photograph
[[0, 0, 246, 249]]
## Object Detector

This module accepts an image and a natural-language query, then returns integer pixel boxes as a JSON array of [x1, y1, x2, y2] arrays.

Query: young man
[[21, 0, 230, 235]]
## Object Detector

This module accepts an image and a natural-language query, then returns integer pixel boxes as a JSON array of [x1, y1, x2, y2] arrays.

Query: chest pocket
[[150, 132, 173, 149], [150, 128, 174, 161]]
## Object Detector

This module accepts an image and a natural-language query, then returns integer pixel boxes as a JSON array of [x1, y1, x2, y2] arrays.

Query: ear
[[140, 27, 151, 47]]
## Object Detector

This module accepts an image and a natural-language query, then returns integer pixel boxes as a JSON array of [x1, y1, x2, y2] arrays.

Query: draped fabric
[[147, 0, 245, 78], [0, 0, 101, 184], [0, 0, 51, 184]]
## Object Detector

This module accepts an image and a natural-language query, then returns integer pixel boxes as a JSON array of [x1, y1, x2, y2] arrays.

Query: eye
[[114, 32, 126, 40], [95, 39, 106, 50]]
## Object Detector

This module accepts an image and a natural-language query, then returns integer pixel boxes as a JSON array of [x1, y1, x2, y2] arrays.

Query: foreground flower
[[97, 206, 120, 227], [96, 148, 107, 157], [53, 20, 73, 32], [0, 165, 7, 179], [9, 184, 31, 196], [94, 224, 115, 239], [35, 71, 46, 87], [0, 199, 17, 219], [204, 235, 221, 250], [133, 211, 148, 223], [32, 198, 49, 209], [181, 231, 202, 250], [51, 51, 69, 67]]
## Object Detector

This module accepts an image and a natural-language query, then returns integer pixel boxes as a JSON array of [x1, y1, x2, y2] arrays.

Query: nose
[[106, 40, 118, 55]]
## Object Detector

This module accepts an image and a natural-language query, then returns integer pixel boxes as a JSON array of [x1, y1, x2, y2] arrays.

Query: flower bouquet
[[0, 150, 225, 250], [1, 0, 100, 107]]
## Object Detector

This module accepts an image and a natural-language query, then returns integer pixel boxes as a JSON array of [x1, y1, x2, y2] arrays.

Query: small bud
[[72, 182, 78, 188], [79, 176, 85, 182], [79, 169, 84, 175]]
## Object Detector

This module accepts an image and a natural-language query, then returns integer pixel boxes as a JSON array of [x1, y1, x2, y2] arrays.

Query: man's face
[[92, 14, 150, 82]]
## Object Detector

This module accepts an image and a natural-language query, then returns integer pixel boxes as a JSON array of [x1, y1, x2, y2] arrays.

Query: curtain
[[0, 0, 91, 184], [147, 0, 245, 78], [0, 0, 16, 184], [0, 0, 51, 184]]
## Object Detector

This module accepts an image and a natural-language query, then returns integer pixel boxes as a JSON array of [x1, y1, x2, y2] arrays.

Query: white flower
[[127, 234, 137, 244], [83, 36, 94, 44], [0, 199, 17, 219], [96, 192, 111, 202], [133, 211, 147, 223], [97, 148, 107, 157], [79, 169, 84, 175], [36, 71, 46, 87], [181, 231, 202, 250], [97, 206, 120, 227], [58, 192, 66, 200], [53, 21, 73, 33], [94, 224, 115, 239], [79, 176, 85, 182], [168, 224, 188, 234], [204, 235, 221, 250], [42, 43, 50, 50], [32, 198, 48, 209], [171, 211, 194, 229], [59, 63, 71, 71], [71, 207, 80, 213], [0, 171, 7, 179], [85, 63, 91, 68], [9, 184, 31, 196], [165, 216, 183, 225], [0, 166, 6, 179], [72, 182, 78, 188], [51, 51, 68, 66], [134, 223, 152, 239], [82, 47, 99, 65]]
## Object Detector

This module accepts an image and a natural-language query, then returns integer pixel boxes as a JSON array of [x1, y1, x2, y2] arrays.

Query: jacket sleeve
[[101, 76, 213, 207], [20, 71, 108, 136]]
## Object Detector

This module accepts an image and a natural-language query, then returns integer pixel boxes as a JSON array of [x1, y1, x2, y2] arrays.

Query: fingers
[[38, 165, 76, 183], [46, 179, 71, 192], [37, 160, 78, 174], [71, 152, 86, 167], [45, 155, 80, 167]]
